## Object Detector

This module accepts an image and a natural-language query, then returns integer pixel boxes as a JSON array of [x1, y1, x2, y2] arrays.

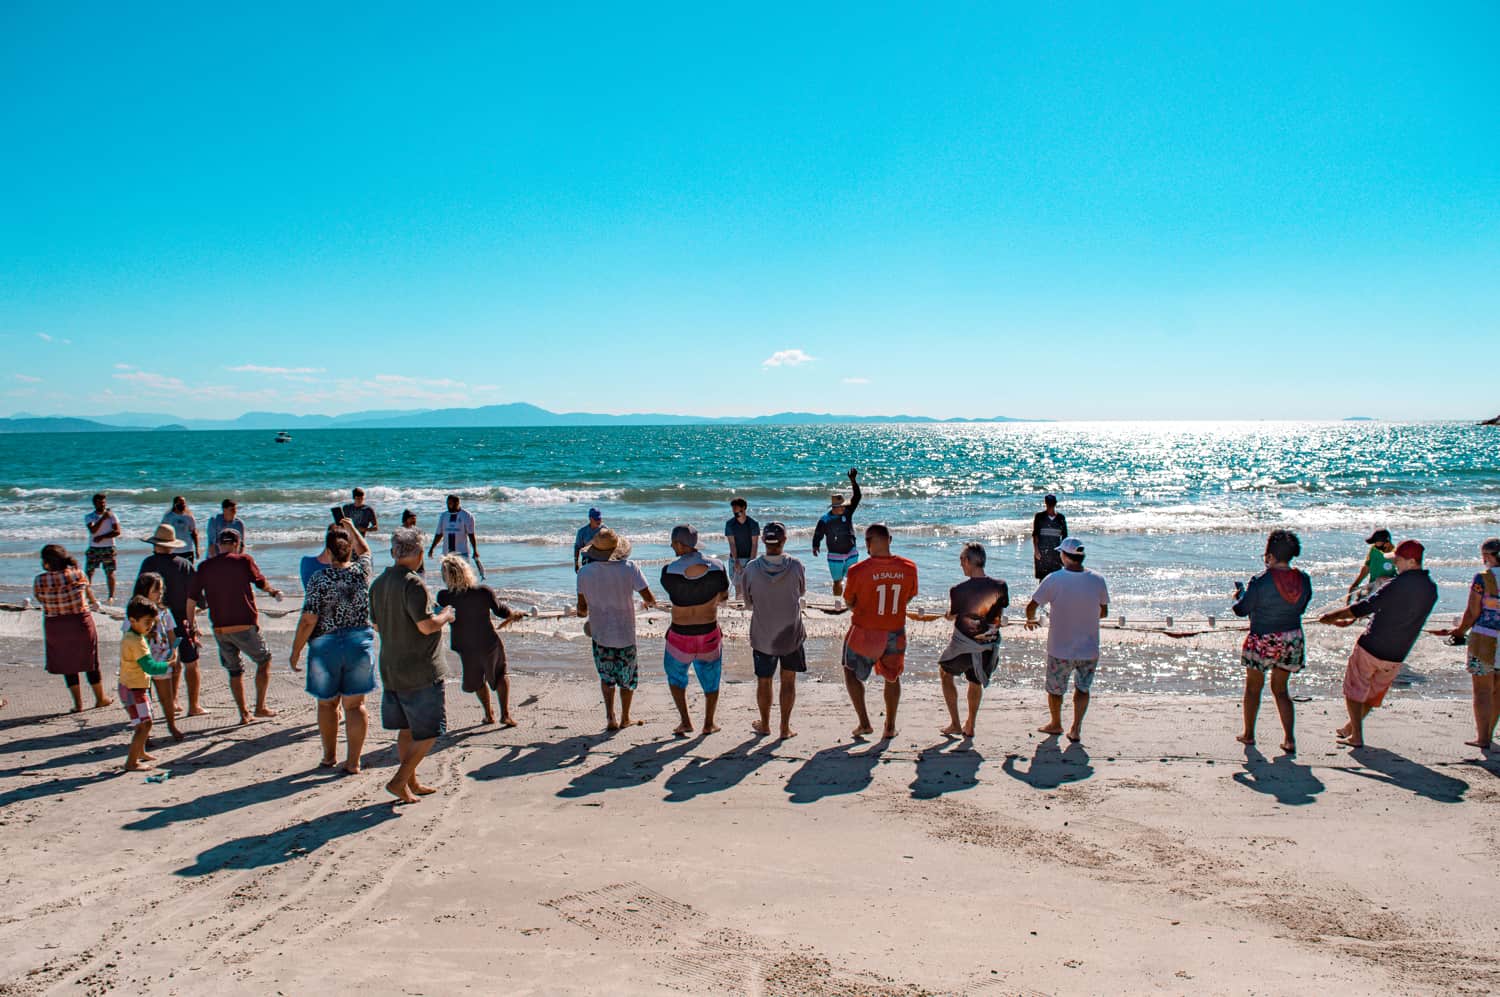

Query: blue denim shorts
[[382, 681, 447, 741], [306, 627, 376, 700]]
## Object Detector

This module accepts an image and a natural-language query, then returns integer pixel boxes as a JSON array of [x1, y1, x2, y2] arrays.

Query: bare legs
[[752, 672, 798, 740], [668, 685, 719, 737], [940, 672, 982, 737], [316, 695, 368, 771], [1039, 691, 1090, 741], [1238, 668, 1294, 752], [125, 717, 153, 771], [181, 661, 205, 715], [1339, 699, 1373, 747], [253, 661, 275, 717], [152, 672, 183, 741], [602, 682, 635, 731], [386, 728, 436, 804], [843, 669, 898, 739], [475, 686, 496, 726], [472, 676, 515, 727], [1467, 673, 1499, 749], [63, 672, 110, 713]]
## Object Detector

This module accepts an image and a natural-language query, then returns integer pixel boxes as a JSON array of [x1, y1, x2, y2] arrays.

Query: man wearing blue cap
[[574, 508, 604, 571]]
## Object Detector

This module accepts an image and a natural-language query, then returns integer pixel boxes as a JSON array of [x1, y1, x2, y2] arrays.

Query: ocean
[[1, 421, 1495, 627]]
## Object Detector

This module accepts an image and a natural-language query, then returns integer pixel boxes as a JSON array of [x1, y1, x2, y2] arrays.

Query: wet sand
[[1, 618, 1496, 995]]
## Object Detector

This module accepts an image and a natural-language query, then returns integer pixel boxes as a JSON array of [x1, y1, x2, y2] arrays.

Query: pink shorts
[[1342, 643, 1402, 708], [119, 684, 153, 728]]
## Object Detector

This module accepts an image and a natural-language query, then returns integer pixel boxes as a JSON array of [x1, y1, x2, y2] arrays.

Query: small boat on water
[[274, 431, 293, 443]]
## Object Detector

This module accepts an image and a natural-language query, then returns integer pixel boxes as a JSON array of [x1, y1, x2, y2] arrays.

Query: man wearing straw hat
[[138, 523, 205, 719], [576, 527, 657, 730]]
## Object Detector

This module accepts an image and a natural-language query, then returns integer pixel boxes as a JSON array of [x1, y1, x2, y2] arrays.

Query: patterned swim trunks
[[118, 684, 153, 728], [1241, 629, 1306, 674], [1044, 656, 1097, 696], [85, 546, 117, 576], [592, 642, 639, 690]]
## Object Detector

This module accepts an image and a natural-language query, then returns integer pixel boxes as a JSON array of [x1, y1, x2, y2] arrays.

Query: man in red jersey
[[841, 523, 918, 740]]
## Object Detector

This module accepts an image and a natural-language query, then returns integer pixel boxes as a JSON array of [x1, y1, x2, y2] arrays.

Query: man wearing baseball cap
[[1320, 539, 1438, 748], [740, 522, 806, 740], [1025, 536, 1109, 742], [574, 507, 604, 571], [660, 524, 729, 736], [1346, 528, 1397, 603]]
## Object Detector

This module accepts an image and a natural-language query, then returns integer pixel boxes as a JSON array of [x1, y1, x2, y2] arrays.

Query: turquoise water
[[1, 422, 1496, 621]]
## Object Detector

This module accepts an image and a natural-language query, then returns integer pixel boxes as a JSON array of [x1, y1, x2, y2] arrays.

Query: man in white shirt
[[1025, 537, 1109, 742], [576, 528, 657, 730], [84, 492, 121, 601], [428, 494, 482, 575]]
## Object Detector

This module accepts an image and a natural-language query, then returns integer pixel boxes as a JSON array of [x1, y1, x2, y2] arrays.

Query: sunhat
[[142, 524, 187, 549]]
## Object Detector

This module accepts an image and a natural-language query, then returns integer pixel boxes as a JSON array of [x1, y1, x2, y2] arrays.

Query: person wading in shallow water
[[812, 469, 862, 598]]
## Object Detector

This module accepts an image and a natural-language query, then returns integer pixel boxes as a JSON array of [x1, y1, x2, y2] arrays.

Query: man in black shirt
[[660, 524, 729, 736], [1320, 539, 1438, 747], [342, 488, 378, 535], [938, 542, 1009, 738], [812, 468, 861, 597], [138, 523, 205, 720], [1031, 494, 1067, 580], [723, 497, 760, 600]]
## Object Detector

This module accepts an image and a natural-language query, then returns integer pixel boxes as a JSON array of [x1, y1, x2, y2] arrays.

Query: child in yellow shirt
[[121, 597, 172, 771]]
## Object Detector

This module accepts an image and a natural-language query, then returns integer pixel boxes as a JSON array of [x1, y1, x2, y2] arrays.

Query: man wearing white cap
[[1025, 537, 1109, 742]]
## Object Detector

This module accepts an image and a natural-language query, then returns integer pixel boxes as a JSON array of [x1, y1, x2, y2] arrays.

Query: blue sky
[[2, 2, 1496, 420]]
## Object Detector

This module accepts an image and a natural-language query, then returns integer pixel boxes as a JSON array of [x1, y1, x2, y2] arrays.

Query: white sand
[[1, 644, 1496, 995]]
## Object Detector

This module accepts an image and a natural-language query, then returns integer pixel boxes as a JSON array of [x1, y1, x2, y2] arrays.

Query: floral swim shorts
[[592, 642, 639, 691], [1045, 656, 1097, 696], [1242, 629, 1306, 674]]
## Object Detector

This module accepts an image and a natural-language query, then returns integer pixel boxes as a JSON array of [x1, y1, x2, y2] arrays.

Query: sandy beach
[[1, 616, 1496, 996]]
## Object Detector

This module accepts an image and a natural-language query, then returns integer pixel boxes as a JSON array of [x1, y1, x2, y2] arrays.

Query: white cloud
[[762, 349, 815, 368], [227, 365, 326, 377], [112, 370, 279, 404], [114, 363, 135, 371], [36, 333, 52, 342], [13, 374, 41, 383], [841, 377, 870, 385]]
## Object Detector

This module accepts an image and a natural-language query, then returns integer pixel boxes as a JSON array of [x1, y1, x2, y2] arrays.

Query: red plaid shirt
[[33, 567, 94, 617]]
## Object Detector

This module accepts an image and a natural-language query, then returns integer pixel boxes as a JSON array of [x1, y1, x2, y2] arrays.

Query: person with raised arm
[[812, 468, 862, 597]]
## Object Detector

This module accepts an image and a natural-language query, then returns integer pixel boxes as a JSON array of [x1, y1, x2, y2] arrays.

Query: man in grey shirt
[[370, 528, 455, 804], [741, 522, 806, 740], [576, 528, 657, 730]]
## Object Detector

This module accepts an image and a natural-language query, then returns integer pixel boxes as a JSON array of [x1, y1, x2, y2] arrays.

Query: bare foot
[[673, 722, 694, 737], [961, 725, 975, 738], [69, 705, 84, 714], [93, 698, 114, 709], [751, 720, 771, 735], [881, 726, 898, 740], [1464, 738, 1491, 749], [319, 757, 337, 768], [940, 723, 963, 737], [409, 780, 438, 796], [779, 728, 798, 740], [168, 727, 185, 742], [499, 716, 518, 728], [703, 723, 721, 735], [1280, 741, 1296, 754], [606, 719, 621, 731], [1236, 734, 1255, 746], [1037, 723, 1063, 735], [141, 751, 157, 762], [1338, 735, 1363, 748], [238, 713, 253, 726], [254, 706, 277, 718], [340, 762, 361, 775], [1335, 723, 1352, 738], [125, 760, 155, 771], [481, 713, 497, 726], [620, 716, 637, 727], [187, 706, 208, 717], [851, 723, 874, 739], [385, 779, 419, 804]]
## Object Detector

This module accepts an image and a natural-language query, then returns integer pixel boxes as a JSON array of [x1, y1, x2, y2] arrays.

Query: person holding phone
[[303, 518, 372, 589], [84, 493, 121, 601]]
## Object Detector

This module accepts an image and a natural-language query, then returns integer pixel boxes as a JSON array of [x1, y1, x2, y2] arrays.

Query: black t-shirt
[[660, 566, 729, 636], [1350, 569, 1438, 663], [139, 552, 196, 629], [1032, 512, 1067, 560], [436, 586, 511, 653], [342, 503, 377, 533], [947, 576, 1010, 641], [724, 517, 761, 559]]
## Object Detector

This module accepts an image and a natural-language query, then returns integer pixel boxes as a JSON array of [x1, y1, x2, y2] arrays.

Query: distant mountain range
[[1, 403, 1033, 433]]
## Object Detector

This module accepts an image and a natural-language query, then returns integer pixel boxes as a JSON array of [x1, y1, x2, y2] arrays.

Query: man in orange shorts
[[1319, 539, 1437, 748], [841, 524, 918, 740]]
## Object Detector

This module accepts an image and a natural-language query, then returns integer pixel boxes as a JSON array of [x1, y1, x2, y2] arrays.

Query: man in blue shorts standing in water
[[812, 468, 861, 598]]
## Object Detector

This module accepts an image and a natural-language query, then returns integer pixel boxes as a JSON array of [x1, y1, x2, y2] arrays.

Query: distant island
[[0, 404, 1036, 434], [1342, 416, 1375, 422]]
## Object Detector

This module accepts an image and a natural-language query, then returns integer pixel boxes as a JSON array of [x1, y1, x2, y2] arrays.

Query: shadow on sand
[[174, 802, 400, 876], [1001, 736, 1093, 790], [1232, 746, 1325, 806], [556, 736, 700, 799], [468, 732, 612, 783], [663, 736, 780, 802], [784, 740, 889, 804], [1344, 746, 1467, 803], [909, 740, 984, 799]]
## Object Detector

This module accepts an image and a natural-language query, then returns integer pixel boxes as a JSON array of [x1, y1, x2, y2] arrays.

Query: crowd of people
[[19, 478, 1500, 804]]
